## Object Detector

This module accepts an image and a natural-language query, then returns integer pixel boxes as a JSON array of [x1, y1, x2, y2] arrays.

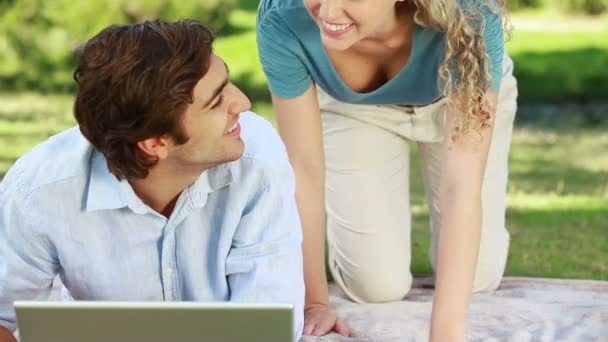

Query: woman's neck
[[354, 6, 415, 53]]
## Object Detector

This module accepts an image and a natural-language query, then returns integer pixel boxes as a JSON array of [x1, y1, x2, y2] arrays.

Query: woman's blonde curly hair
[[410, 0, 509, 140]]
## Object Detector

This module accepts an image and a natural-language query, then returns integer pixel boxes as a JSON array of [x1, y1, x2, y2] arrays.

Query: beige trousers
[[320, 53, 518, 303]]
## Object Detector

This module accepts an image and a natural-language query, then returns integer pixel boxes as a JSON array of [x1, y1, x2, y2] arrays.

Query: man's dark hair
[[73, 19, 215, 179]]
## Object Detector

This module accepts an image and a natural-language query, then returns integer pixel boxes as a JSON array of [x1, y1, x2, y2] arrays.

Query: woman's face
[[304, 0, 402, 51]]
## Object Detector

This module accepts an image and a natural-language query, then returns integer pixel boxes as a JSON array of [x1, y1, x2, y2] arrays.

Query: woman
[[256, 0, 517, 340]]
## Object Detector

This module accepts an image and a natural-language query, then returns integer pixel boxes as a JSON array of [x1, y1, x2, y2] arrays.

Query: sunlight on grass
[[215, 10, 273, 118], [410, 192, 608, 279], [215, 30, 266, 86], [508, 193, 608, 210], [0, 93, 74, 164], [509, 10, 608, 32], [0, 121, 69, 136], [512, 132, 608, 173], [0, 93, 73, 121], [215, 10, 266, 87], [509, 127, 608, 195], [508, 31, 608, 53]]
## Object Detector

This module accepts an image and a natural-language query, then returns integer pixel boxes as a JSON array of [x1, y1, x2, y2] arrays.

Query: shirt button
[[166, 267, 174, 277]]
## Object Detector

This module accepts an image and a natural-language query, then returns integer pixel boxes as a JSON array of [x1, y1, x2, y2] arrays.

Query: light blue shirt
[[0, 112, 304, 340], [257, 0, 504, 104]]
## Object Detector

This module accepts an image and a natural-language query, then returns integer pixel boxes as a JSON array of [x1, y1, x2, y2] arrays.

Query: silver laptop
[[15, 301, 293, 342]]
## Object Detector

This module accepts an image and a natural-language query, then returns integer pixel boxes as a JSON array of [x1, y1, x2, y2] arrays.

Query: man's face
[[166, 54, 251, 171]]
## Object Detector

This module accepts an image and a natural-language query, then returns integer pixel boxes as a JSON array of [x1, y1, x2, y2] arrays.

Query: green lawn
[[508, 30, 608, 102], [410, 121, 608, 280], [1, 9, 607, 281]]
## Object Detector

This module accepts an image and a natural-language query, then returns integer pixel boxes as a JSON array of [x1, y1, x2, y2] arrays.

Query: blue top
[[0, 112, 304, 340], [257, 0, 504, 105]]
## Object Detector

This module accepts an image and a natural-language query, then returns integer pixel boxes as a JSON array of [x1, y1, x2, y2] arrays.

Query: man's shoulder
[[230, 112, 292, 187], [240, 111, 286, 160], [1, 126, 93, 197]]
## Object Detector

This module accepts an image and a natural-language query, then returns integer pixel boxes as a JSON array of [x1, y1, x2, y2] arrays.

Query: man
[[0, 20, 304, 342]]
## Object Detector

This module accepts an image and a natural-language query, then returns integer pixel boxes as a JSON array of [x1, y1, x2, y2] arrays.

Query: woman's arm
[[272, 84, 349, 337], [429, 92, 499, 341]]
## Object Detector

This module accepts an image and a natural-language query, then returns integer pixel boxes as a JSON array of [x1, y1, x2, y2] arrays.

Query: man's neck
[[128, 164, 204, 218]]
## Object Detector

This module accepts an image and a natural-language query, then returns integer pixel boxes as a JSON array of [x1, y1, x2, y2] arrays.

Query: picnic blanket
[[46, 276, 607, 341], [301, 277, 608, 342]]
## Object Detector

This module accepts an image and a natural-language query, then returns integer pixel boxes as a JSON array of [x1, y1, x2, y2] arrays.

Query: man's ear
[[137, 136, 170, 160]]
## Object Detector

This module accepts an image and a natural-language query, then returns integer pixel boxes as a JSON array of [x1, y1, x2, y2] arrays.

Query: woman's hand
[[304, 304, 351, 336]]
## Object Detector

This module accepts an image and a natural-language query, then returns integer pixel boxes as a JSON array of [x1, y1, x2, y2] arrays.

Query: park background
[[0, 0, 606, 280]]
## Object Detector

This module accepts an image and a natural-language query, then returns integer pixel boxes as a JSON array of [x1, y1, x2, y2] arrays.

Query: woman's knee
[[473, 264, 505, 292], [341, 267, 413, 303], [473, 230, 510, 292]]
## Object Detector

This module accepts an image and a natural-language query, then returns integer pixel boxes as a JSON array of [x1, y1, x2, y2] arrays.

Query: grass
[[407, 116, 608, 279], [1, 8, 607, 281], [507, 30, 608, 102]]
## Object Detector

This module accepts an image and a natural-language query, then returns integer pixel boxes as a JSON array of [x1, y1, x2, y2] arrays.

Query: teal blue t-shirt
[[257, 0, 504, 105]]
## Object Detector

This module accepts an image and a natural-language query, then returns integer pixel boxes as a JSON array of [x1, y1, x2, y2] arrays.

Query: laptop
[[15, 301, 294, 342]]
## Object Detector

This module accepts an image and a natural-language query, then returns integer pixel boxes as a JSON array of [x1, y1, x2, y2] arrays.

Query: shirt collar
[[85, 151, 236, 211], [188, 162, 235, 208], [84, 151, 128, 212]]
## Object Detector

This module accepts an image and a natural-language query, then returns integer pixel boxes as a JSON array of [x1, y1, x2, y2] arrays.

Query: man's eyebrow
[[202, 62, 230, 109]]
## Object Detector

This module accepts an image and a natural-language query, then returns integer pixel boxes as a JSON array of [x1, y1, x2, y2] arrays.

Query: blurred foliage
[[508, 0, 546, 10], [0, 0, 236, 92], [508, 0, 607, 14], [563, 0, 607, 14]]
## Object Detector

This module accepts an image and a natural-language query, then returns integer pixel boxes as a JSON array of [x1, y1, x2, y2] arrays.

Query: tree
[[0, 0, 236, 92]]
